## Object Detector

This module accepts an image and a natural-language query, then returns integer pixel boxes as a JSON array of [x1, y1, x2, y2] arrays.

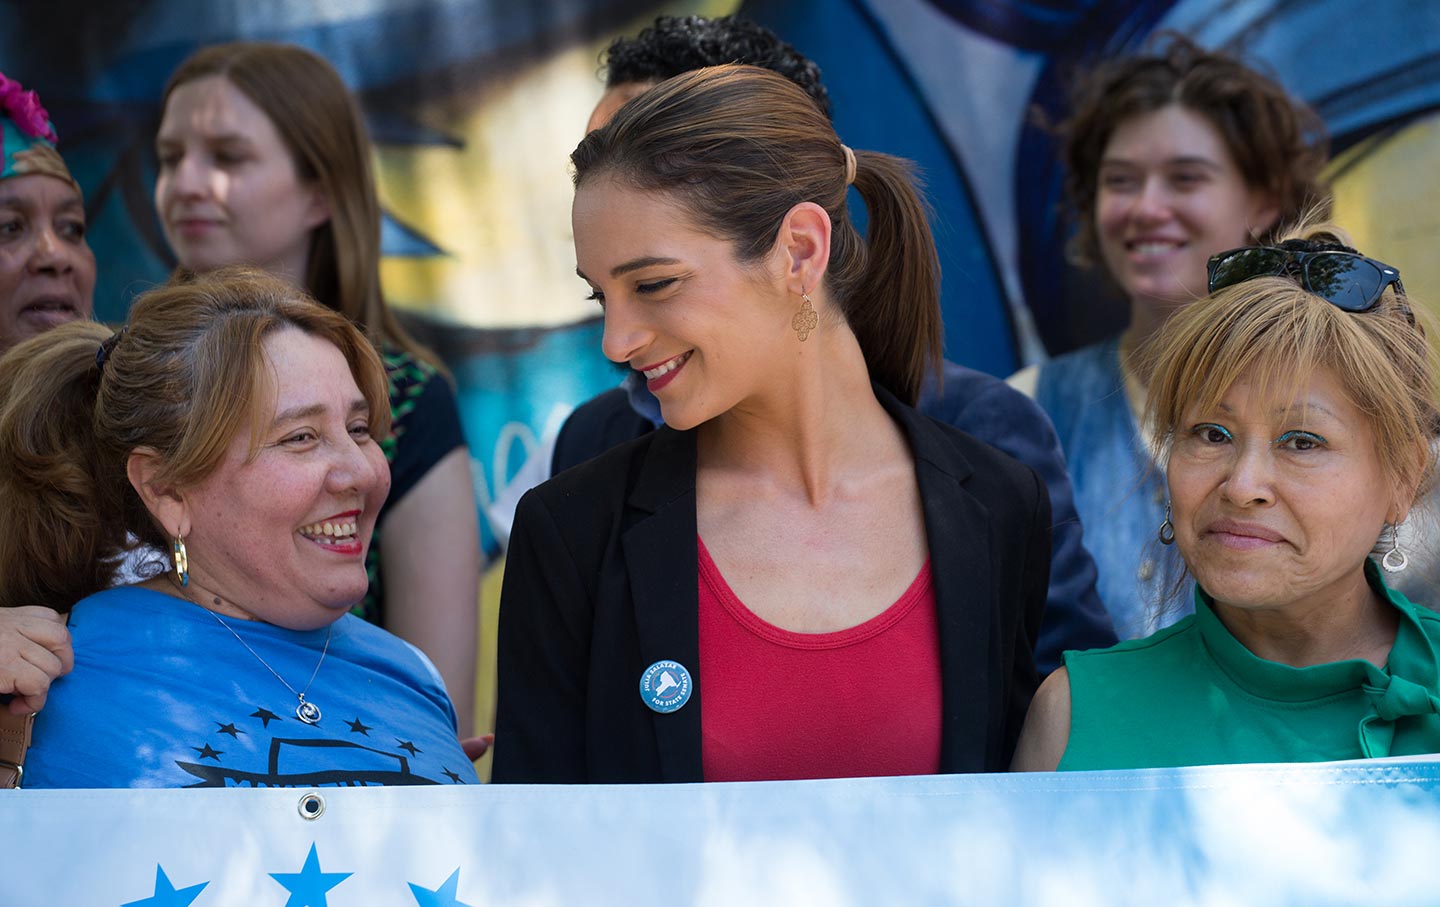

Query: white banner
[[8, 759, 1440, 906]]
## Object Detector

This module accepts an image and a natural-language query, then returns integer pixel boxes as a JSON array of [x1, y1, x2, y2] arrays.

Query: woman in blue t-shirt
[[0, 268, 476, 788]]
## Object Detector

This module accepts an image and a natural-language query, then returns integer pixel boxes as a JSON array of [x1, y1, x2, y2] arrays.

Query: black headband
[[95, 327, 125, 373]]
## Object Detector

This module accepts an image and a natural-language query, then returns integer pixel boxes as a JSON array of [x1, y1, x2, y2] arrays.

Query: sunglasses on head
[[1206, 246, 1406, 314]]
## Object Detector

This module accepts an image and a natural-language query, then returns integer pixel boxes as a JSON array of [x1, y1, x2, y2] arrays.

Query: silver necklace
[[202, 607, 332, 725]]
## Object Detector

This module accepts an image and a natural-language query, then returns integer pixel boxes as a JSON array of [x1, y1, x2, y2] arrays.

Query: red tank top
[[697, 537, 942, 781]]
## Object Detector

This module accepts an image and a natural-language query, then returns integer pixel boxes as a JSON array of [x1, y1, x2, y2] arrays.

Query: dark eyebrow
[[605, 256, 682, 278], [1166, 156, 1222, 169], [156, 132, 253, 148], [612, 256, 680, 277], [0, 192, 83, 212], [573, 256, 679, 285], [575, 256, 682, 284], [1102, 154, 1223, 169]]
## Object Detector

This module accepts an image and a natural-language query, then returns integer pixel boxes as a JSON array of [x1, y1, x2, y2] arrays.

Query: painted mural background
[[5, 0, 1439, 557]]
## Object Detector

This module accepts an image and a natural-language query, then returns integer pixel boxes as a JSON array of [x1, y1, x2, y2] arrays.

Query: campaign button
[[639, 660, 693, 714]]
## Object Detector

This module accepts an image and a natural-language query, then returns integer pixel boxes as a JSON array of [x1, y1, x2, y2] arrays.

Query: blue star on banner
[[120, 865, 207, 907], [409, 869, 475, 907], [270, 843, 351, 907]]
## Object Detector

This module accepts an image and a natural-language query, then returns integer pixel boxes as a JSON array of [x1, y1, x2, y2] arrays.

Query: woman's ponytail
[[0, 321, 128, 609], [838, 151, 942, 405]]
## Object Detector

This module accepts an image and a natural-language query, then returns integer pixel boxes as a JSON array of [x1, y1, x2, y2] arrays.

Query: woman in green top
[[1013, 225, 1440, 771]]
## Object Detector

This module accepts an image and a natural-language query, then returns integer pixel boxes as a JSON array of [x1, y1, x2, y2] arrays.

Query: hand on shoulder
[[0, 606, 73, 714]]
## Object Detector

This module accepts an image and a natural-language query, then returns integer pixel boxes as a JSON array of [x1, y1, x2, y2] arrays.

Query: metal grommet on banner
[[297, 791, 326, 821], [639, 660, 693, 714]]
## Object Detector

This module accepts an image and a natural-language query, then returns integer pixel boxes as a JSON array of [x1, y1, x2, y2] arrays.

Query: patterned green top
[[1059, 560, 1440, 770], [354, 345, 466, 626]]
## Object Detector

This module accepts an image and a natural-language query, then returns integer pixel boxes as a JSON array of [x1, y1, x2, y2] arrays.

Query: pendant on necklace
[[296, 696, 322, 725]]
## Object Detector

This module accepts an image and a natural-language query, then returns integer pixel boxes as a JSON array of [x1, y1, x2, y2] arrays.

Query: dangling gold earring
[[792, 293, 818, 342], [173, 534, 189, 587]]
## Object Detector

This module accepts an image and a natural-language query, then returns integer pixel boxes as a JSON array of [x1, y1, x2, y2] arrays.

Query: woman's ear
[[1390, 445, 1435, 527], [776, 201, 832, 297], [126, 448, 190, 539], [303, 184, 332, 231], [1389, 492, 1417, 532], [1246, 191, 1282, 242]]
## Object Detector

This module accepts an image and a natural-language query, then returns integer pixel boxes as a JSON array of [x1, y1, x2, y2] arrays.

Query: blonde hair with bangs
[[1144, 251, 1439, 516]]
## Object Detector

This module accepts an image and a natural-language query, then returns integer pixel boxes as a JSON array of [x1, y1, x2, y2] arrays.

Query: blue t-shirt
[[26, 587, 478, 788]]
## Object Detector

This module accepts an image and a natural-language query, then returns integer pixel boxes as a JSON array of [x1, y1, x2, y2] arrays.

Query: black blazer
[[493, 387, 1049, 783]]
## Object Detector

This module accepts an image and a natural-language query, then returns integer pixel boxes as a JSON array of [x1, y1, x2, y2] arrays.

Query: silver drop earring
[[1382, 522, 1409, 574], [1158, 503, 1176, 546]]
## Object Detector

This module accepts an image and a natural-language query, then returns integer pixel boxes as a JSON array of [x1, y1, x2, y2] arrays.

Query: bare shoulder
[[1010, 666, 1073, 772]]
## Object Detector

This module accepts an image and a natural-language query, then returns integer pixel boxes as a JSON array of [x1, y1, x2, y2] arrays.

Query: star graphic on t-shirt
[[121, 865, 208, 907], [251, 708, 282, 728], [270, 843, 350, 907], [215, 722, 243, 738], [396, 739, 421, 756], [442, 768, 463, 784], [193, 743, 223, 761], [345, 717, 372, 735], [408, 868, 475, 907]]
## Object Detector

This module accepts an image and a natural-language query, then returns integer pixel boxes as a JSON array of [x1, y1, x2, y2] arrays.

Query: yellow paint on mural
[[411, 0, 743, 779], [1330, 112, 1440, 310], [471, 556, 503, 782], [374, 0, 740, 330]]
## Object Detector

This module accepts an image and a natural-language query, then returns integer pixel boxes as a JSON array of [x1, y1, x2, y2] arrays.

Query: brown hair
[[571, 64, 941, 405], [1061, 33, 1330, 269], [1144, 225, 1438, 514], [0, 266, 390, 610], [161, 42, 440, 369]]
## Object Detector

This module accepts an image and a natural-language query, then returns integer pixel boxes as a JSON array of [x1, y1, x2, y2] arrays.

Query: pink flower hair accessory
[[0, 71, 77, 190], [0, 72, 58, 144]]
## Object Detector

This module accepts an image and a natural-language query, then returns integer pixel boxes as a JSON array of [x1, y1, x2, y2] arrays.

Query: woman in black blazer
[[494, 65, 1049, 783]]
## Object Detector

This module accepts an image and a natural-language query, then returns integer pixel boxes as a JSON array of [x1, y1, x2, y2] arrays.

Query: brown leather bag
[[0, 710, 34, 788]]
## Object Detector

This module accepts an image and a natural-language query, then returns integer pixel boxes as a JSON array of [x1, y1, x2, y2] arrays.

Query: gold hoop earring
[[173, 534, 189, 587], [792, 293, 818, 342]]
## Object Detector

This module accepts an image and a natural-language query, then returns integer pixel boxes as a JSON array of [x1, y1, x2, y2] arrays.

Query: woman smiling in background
[[1012, 36, 1329, 639]]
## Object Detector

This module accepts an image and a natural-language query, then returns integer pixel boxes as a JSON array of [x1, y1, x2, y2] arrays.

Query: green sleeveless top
[[1059, 561, 1440, 770]]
